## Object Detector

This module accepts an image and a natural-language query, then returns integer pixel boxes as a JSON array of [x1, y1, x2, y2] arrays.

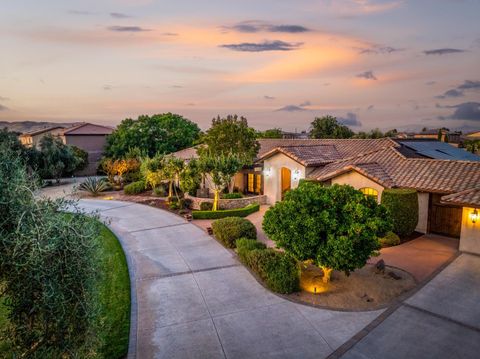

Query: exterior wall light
[[263, 167, 271, 177], [470, 209, 479, 224], [292, 169, 300, 181]]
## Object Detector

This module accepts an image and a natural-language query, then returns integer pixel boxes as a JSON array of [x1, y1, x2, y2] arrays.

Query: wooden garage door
[[429, 194, 462, 238]]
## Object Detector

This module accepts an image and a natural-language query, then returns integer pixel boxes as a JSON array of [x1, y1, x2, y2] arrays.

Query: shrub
[[123, 180, 145, 195], [169, 201, 179, 210], [263, 182, 392, 282], [236, 238, 266, 263], [79, 177, 109, 196], [212, 217, 257, 248], [379, 231, 401, 247], [179, 198, 192, 209], [381, 189, 418, 237], [222, 192, 243, 199], [153, 185, 167, 197], [245, 249, 299, 294], [192, 203, 260, 220], [200, 201, 213, 211]]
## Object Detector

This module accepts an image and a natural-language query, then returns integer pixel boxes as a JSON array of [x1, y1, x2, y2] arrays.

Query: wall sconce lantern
[[470, 209, 479, 224], [263, 167, 271, 177], [292, 169, 300, 181]]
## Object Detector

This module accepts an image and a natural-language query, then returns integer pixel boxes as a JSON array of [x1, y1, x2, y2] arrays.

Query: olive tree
[[0, 147, 100, 357], [262, 182, 392, 282], [200, 152, 243, 211]]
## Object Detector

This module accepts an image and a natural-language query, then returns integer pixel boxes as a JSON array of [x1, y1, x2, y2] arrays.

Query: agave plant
[[78, 177, 109, 197]]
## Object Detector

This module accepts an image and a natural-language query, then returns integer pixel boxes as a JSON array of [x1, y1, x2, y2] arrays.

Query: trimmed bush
[[245, 249, 299, 294], [192, 203, 260, 220], [123, 180, 145, 195], [211, 217, 257, 248], [381, 189, 418, 237], [379, 231, 401, 247], [179, 198, 192, 210], [222, 192, 243, 199], [200, 201, 213, 211], [236, 238, 266, 263]]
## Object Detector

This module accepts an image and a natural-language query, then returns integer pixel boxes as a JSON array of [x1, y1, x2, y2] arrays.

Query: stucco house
[[174, 138, 480, 250], [19, 126, 66, 149]]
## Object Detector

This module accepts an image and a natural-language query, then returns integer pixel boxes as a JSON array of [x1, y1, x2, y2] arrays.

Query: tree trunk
[[321, 266, 332, 283], [213, 189, 220, 211], [168, 181, 173, 201]]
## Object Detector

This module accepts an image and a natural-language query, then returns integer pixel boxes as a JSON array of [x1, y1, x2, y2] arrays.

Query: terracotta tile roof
[[310, 147, 480, 194], [257, 138, 398, 164], [62, 123, 114, 135], [170, 146, 202, 161], [441, 187, 480, 208], [19, 126, 65, 137]]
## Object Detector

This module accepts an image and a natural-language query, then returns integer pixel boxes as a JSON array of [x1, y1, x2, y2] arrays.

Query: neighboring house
[[174, 138, 480, 246], [18, 126, 66, 149], [464, 131, 480, 140], [60, 123, 114, 175]]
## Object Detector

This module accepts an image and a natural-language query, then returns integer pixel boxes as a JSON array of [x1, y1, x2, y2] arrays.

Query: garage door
[[429, 194, 462, 238]]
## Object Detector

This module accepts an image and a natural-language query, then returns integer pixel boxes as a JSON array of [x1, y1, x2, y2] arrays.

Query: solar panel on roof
[[401, 141, 480, 162]]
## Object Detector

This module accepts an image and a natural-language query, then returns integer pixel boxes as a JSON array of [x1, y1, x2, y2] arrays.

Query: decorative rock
[[375, 259, 386, 274], [388, 271, 402, 280], [206, 227, 213, 235]]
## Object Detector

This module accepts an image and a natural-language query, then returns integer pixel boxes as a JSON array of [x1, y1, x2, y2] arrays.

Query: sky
[[0, 0, 479, 132]]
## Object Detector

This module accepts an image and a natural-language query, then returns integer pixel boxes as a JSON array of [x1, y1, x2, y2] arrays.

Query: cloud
[[424, 48, 465, 55], [162, 32, 178, 36], [0, 104, 8, 111], [107, 26, 151, 32], [356, 44, 402, 54], [110, 12, 132, 18], [338, 112, 362, 126], [170, 85, 183, 88], [425, 81, 436, 86], [439, 102, 480, 121], [223, 21, 310, 33], [331, 0, 404, 17], [356, 70, 377, 80], [275, 105, 306, 112], [436, 80, 480, 99], [68, 10, 93, 15], [220, 40, 303, 52], [299, 100, 311, 107], [264, 95, 275, 100]]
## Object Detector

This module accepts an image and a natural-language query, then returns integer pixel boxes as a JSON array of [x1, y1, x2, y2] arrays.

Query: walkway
[[77, 199, 383, 359], [369, 234, 459, 282], [338, 253, 480, 359]]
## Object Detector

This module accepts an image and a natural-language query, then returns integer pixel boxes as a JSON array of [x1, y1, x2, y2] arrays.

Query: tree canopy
[[105, 113, 201, 158], [309, 116, 354, 139], [262, 182, 392, 282], [256, 128, 283, 139], [199, 115, 259, 165], [38, 135, 81, 182]]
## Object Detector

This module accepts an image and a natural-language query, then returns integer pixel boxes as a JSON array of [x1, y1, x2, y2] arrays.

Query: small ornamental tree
[[262, 182, 392, 282], [179, 158, 202, 196], [162, 156, 185, 201], [200, 152, 243, 211], [38, 135, 81, 183], [381, 189, 419, 237]]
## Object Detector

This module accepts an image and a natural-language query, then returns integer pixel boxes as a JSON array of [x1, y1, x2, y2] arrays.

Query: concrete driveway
[[77, 199, 383, 359], [340, 253, 480, 359]]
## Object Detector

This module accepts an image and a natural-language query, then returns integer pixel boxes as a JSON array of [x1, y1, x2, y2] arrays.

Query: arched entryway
[[281, 167, 291, 200]]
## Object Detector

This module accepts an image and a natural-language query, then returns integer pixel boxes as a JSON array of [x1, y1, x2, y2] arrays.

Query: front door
[[281, 167, 291, 200]]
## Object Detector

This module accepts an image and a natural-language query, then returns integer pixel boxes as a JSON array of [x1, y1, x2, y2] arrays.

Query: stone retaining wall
[[185, 194, 267, 210]]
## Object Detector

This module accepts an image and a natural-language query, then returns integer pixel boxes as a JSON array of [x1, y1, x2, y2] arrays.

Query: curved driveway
[[77, 199, 383, 359]]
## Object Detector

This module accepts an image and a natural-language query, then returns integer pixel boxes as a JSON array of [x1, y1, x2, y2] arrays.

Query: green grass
[[0, 222, 130, 359]]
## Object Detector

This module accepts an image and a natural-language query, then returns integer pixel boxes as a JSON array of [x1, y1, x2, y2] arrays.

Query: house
[[19, 126, 66, 149], [174, 138, 480, 248], [60, 123, 114, 175]]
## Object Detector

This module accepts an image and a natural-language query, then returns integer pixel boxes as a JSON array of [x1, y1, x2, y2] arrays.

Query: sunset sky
[[0, 0, 479, 132]]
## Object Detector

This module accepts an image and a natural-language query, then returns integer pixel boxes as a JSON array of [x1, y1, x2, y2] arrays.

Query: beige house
[[175, 138, 480, 247], [19, 126, 66, 149]]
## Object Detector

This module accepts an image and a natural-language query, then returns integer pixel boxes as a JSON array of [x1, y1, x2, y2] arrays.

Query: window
[[247, 173, 262, 194], [360, 187, 378, 199]]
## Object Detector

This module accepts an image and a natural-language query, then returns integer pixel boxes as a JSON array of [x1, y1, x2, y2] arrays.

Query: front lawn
[[0, 222, 130, 358]]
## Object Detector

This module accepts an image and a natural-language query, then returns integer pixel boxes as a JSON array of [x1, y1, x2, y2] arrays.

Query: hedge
[[211, 217, 257, 248], [381, 189, 418, 237], [123, 180, 145, 195], [222, 192, 243, 199], [379, 231, 401, 247], [243, 247, 299, 294], [200, 202, 213, 211], [236, 238, 266, 263], [192, 203, 260, 220]]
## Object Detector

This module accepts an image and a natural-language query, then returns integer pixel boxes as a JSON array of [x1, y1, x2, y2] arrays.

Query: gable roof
[[19, 126, 65, 137], [310, 147, 480, 194], [62, 123, 114, 135], [398, 140, 480, 162], [441, 187, 480, 208]]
